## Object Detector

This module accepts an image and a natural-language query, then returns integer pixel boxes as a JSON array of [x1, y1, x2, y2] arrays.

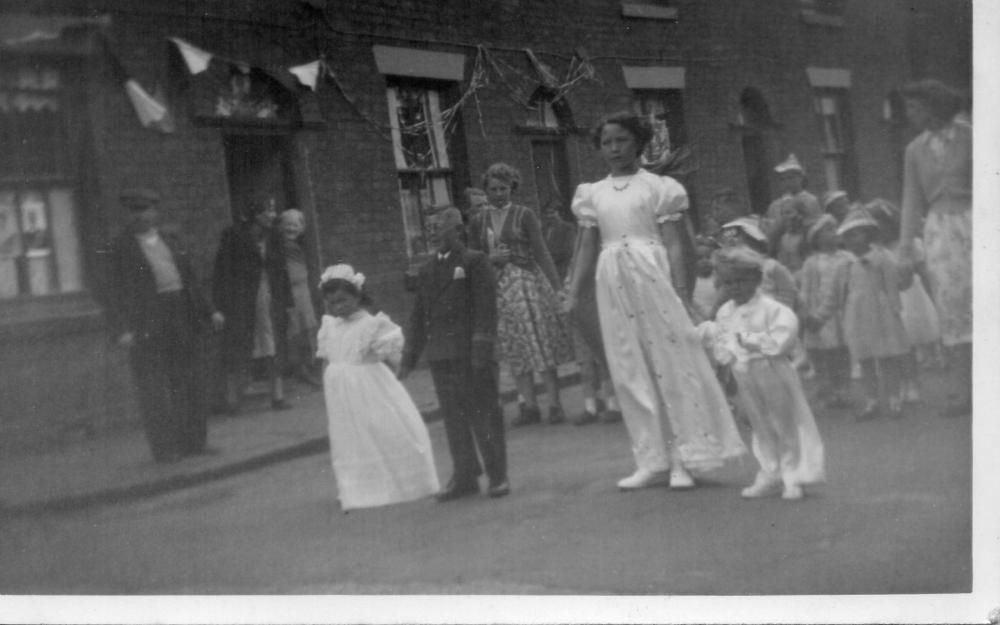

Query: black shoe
[[435, 479, 479, 502], [547, 406, 566, 425], [511, 405, 541, 427], [487, 479, 510, 498], [572, 410, 600, 426]]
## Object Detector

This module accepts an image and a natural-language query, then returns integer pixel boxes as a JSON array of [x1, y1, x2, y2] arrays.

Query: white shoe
[[669, 467, 695, 490], [781, 484, 804, 500], [617, 469, 671, 490], [740, 477, 782, 499]]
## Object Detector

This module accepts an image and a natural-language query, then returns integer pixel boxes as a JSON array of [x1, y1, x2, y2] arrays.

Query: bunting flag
[[169, 37, 212, 74], [124, 79, 175, 133], [524, 48, 559, 90], [289, 60, 321, 91]]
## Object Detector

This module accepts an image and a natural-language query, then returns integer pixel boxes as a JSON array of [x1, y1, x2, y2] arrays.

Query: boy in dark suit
[[104, 188, 222, 462], [399, 207, 509, 501]]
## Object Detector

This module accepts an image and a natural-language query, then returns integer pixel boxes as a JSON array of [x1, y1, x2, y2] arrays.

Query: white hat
[[806, 213, 837, 244], [319, 263, 365, 289], [822, 190, 848, 209], [715, 246, 766, 272], [774, 153, 805, 174], [722, 216, 768, 244], [835, 208, 879, 236]]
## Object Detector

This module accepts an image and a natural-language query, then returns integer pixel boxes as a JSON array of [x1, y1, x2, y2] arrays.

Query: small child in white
[[316, 264, 440, 511], [698, 247, 826, 500]]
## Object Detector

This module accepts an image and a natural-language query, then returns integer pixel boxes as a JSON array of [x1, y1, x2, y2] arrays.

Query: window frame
[[811, 87, 858, 196]]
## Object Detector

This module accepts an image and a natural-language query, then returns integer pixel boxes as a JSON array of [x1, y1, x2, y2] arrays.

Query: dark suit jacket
[[105, 229, 212, 342], [402, 244, 496, 369], [212, 224, 293, 364]]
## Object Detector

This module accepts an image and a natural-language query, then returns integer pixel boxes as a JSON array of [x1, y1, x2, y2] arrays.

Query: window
[[0, 61, 83, 299], [632, 89, 687, 168], [812, 89, 857, 195], [386, 81, 454, 259]]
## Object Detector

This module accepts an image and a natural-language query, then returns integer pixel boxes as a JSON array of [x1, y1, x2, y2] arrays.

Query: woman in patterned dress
[[468, 163, 573, 425], [898, 79, 972, 417]]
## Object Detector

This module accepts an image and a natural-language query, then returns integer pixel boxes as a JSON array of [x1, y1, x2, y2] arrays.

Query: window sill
[[800, 9, 845, 28], [621, 2, 678, 21]]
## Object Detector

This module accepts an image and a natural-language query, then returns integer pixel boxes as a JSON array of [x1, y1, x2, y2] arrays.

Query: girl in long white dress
[[563, 112, 746, 491], [698, 247, 825, 501], [316, 264, 440, 511]]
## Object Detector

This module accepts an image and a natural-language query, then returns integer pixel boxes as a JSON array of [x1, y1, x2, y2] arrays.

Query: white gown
[[572, 170, 746, 473], [699, 293, 826, 488], [316, 311, 440, 510]]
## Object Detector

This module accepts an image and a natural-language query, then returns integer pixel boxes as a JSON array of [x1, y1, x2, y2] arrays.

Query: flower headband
[[319, 264, 365, 289]]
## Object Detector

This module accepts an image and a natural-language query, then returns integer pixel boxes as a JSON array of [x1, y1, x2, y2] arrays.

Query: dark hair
[[591, 111, 653, 156], [900, 79, 964, 123], [320, 278, 374, 308], [481, 163, 521, 191]]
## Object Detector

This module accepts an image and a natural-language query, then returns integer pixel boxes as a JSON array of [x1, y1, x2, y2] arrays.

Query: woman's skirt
[[495, 264, 573, 375]]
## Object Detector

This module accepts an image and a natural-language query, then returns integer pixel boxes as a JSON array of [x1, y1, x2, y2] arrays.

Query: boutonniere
[[453, 266, 466, 280]]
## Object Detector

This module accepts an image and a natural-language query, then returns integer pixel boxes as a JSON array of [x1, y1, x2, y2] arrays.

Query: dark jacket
[[104, 229, 212, 341], [212, 224, 293, 365], [402, 244, 496, 369]]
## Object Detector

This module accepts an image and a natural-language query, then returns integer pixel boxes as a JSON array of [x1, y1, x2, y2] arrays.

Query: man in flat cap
[[399, 206, 509, 502], [104, 188, 222, 463], [763, 153, 823, 237]]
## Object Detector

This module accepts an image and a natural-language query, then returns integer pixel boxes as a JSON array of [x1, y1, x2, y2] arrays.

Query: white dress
[[572, 170, 746, 473], [698, 293, 825, 488], [316, 311, 440, 510]]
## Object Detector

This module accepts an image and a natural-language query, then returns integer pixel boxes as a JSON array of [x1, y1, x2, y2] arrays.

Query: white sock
[[584, 397, 597, 413]]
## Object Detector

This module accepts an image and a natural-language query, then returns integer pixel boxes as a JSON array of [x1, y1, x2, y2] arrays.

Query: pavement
[[0, 363, 580, 516]]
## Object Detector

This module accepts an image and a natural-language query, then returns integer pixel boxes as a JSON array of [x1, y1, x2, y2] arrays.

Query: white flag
[[125, 79, 174, 133], [169, 37, 212, 75], [289, 60, 321, 90]]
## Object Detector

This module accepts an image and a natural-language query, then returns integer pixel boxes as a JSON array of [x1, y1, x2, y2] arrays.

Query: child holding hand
[[316, 264, 440, 511], [698, 246, 825, 501]]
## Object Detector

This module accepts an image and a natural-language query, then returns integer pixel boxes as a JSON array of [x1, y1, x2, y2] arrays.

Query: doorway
[[223, 134, 298, 221], [530, 138, 571, 220]]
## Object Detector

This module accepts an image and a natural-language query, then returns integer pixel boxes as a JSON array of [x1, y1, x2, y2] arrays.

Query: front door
[[223, 134, 297, 221], [530, 139, 572, 220]]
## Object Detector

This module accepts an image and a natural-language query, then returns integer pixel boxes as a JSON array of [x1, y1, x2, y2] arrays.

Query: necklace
[[611, 172, 637, 192]]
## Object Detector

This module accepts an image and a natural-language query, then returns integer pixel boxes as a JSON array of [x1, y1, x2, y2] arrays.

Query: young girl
[[835, 209, 911, 421], [799, 214, 853, 409], [698, 246, 825, 500], [866, 199, 941, 403], [563, 111, 745, 490], [717, 216, 798, 312], [316, 264, 440, 510]]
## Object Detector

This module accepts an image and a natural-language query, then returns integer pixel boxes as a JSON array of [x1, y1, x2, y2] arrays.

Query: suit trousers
[[430, 359, 507, 486], [129, 292, 208, 461]]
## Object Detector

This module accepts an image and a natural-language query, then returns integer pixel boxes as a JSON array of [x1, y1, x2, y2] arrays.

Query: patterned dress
[[470, 204, 572, 375], [901, 117, 972, 346], [572, 170, 746, 472]]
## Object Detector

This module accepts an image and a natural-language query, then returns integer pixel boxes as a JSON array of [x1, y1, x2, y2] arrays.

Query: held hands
[[490, 243, 511, 266], [211, 311, 225, 331]]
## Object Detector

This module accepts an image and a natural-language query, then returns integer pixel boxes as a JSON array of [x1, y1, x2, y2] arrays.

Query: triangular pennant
[[169, 37, 212, 74], [125, 79, 174, 133], [289, 60, 320, 90]]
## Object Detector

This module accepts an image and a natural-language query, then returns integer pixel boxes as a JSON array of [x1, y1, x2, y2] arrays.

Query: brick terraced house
[[0, 0, 971, 450]]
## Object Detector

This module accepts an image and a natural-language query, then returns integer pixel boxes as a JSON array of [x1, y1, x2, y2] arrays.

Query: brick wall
[[0, 0, 970, 449]]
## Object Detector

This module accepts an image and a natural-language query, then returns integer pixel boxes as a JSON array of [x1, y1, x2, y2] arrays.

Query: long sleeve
[[401, 282, 427, 371], [899, 140, 927, 262], [469, 251, 497, 345], [739, 300, 800, 357], [368, 313, 405, 369], [523, 208, 561, 289]]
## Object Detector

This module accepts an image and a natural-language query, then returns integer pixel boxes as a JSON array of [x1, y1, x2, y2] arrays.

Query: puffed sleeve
[[571, 183, 598, 228], [654, 175, 689, 224], [315, 315, 333, 360], [368, 312, 405, 368]]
